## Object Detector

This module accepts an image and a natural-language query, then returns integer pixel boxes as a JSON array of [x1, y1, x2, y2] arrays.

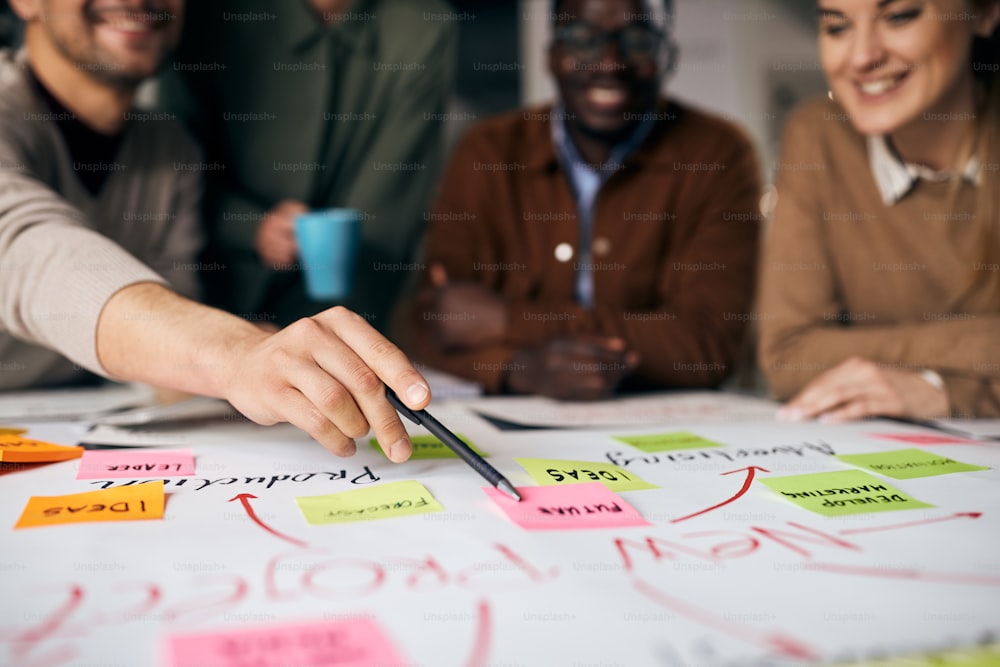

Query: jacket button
[[554, 243, 574, 262], [593, 237, 611, 257]]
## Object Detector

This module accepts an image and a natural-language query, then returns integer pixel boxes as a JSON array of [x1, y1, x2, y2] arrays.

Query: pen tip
[[497, 479, 522, 502]]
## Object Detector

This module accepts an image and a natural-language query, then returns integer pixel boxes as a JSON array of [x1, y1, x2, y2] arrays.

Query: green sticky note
[[840, 644, 1000, 666], [515, 458, 658, 492], [760, 470, 933, 517], [296, 480, 443, 525], [369, 434, 487, 459], [613, 431, 723, 453], [836, 448, 989, 480]]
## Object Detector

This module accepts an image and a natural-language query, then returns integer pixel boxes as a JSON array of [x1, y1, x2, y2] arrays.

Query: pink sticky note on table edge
[[77, 448, 196, 480], [484, 482, 650, 530], [868, 433, 976, 445], [167, 617, 407, 667]]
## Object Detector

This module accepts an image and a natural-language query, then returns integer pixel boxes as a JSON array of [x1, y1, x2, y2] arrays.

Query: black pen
[[385, 386, 522, 502]]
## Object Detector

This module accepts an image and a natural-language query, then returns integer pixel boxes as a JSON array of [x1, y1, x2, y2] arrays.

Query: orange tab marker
[[0, 435, 83, 463], [15, 481, 165, 529]]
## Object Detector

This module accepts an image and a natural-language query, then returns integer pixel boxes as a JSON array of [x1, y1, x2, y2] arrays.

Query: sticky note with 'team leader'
[[867, 432, 975, 445], [76, 448, 196, 480], [484, 482, 650, 530], [760, 470, 933, 518], [0, 435, 83, 463], [296, 480, 443, 526], [515, 458, 657, 492], [612, 431, 723, 453], [369, 433, 487, 459], [837, 448, 989, 480], [15, 481, 166, 529], [167, 617, 407, 667]]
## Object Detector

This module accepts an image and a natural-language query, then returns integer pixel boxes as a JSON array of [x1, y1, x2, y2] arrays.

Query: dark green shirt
[[162, 0, 455, 329]]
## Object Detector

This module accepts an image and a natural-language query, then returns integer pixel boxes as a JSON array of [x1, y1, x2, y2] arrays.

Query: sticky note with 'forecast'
[[296, 480, 443, 525]]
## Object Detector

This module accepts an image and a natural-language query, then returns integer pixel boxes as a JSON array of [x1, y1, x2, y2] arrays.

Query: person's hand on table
[[255, 199, 308, 270], [505, 335, 640, 401], [776, 356, 949, 423], [222, 306, 431, 462], [420, 263, 507, 350]]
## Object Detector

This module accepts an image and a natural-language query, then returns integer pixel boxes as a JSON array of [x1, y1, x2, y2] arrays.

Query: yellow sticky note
[[296, 480, 443, 525], [15, 481, 165, 529], [760, 471, 932, 517], [0, 427, 27, 436], [369, 434, 487, 459], [613, 431, 723, 453], [0, 435, 83, 463], [515, 458, 658, 492], [836, 449, 989, 480]]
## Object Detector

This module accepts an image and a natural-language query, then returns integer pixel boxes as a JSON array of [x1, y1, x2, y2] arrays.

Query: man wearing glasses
[[407, 0, 763, 400]]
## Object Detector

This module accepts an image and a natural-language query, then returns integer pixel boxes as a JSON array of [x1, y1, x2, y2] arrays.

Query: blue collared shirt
[[550, 106, 657, 308]]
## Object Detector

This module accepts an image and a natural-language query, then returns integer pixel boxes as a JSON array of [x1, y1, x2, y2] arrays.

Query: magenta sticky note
[[167, 617, 407, 667], [868, 433, 975, 446], [76, 448, 195, 480], [484, 482, 650, 530]]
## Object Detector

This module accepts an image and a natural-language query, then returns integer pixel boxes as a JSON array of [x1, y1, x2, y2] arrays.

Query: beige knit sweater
[[0, 49, 203, 390]]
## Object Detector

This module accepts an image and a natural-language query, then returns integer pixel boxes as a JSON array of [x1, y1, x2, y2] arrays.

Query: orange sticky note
[[15, 481, 165, 529], [0, 427, 27, 436], [0, 435, 83, 463]]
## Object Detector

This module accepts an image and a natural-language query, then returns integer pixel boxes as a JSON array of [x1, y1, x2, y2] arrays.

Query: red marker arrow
[[838, 512, 982, 535], [671, 466, 770, 524], [228, 494, 308, 549], [802, 561, 1000, 587], [633, 578, 818, 661]]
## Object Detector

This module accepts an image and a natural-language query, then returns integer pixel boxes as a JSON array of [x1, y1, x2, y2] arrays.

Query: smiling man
[[0, 0, 433, 462], [406, 0, 763, 400]]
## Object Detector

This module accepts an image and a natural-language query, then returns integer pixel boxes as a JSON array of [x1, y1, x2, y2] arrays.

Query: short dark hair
[[550, 0, 674, 26]]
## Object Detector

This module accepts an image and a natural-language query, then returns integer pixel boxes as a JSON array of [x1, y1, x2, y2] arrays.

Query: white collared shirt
[[867, 135, 980, 206]]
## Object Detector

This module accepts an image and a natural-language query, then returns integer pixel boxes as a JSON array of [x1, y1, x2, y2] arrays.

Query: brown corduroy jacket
[[403, 99, 763, 393]]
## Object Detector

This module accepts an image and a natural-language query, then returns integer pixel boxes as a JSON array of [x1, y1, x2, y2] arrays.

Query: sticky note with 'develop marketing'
[[612, 431, 723, 453], [484, 482, 650, 530], [15, 481, 165, 529], [515, 458, 657, 492], [760, 470, 932, 518], [369, 433, 487, 459], [76, 448, 196, 480], [296, 480, 443, 525], [837, 448, 989, 480], [167, 617, 407, 667], [0, 435, 83, 463]]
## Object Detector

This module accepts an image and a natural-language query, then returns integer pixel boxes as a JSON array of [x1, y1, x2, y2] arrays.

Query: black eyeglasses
[[554, 22, 664, 64]]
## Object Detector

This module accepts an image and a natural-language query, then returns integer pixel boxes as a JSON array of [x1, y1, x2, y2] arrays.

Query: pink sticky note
[[76, 448, 195, 480], [868, 433, 976, 446], [484, 482, 650, 530], [167, 617, 407, 667]]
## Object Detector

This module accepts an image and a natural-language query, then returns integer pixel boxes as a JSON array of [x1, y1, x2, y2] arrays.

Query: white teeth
[[859, 76, 901, 95], [588, 88, 626, 105]]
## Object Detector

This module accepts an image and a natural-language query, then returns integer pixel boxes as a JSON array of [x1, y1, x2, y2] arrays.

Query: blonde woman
[[759, 0, 1000, 420]]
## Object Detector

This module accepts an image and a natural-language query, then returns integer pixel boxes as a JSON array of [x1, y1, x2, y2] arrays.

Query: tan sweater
[[758, 97, 1000, 417], [0, 49, 204, 389]]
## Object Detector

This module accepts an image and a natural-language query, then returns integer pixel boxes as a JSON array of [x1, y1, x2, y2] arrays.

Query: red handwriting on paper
[[228, 494, 309, 548], [613, 521, 862, 573], [838, 512, 982, 535], [9, 585, 83, 664], [670, 466, 770, 524], [633, 578, 818, 662], [466, 599, 493, 667], [800, 562, 1000, 587]]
